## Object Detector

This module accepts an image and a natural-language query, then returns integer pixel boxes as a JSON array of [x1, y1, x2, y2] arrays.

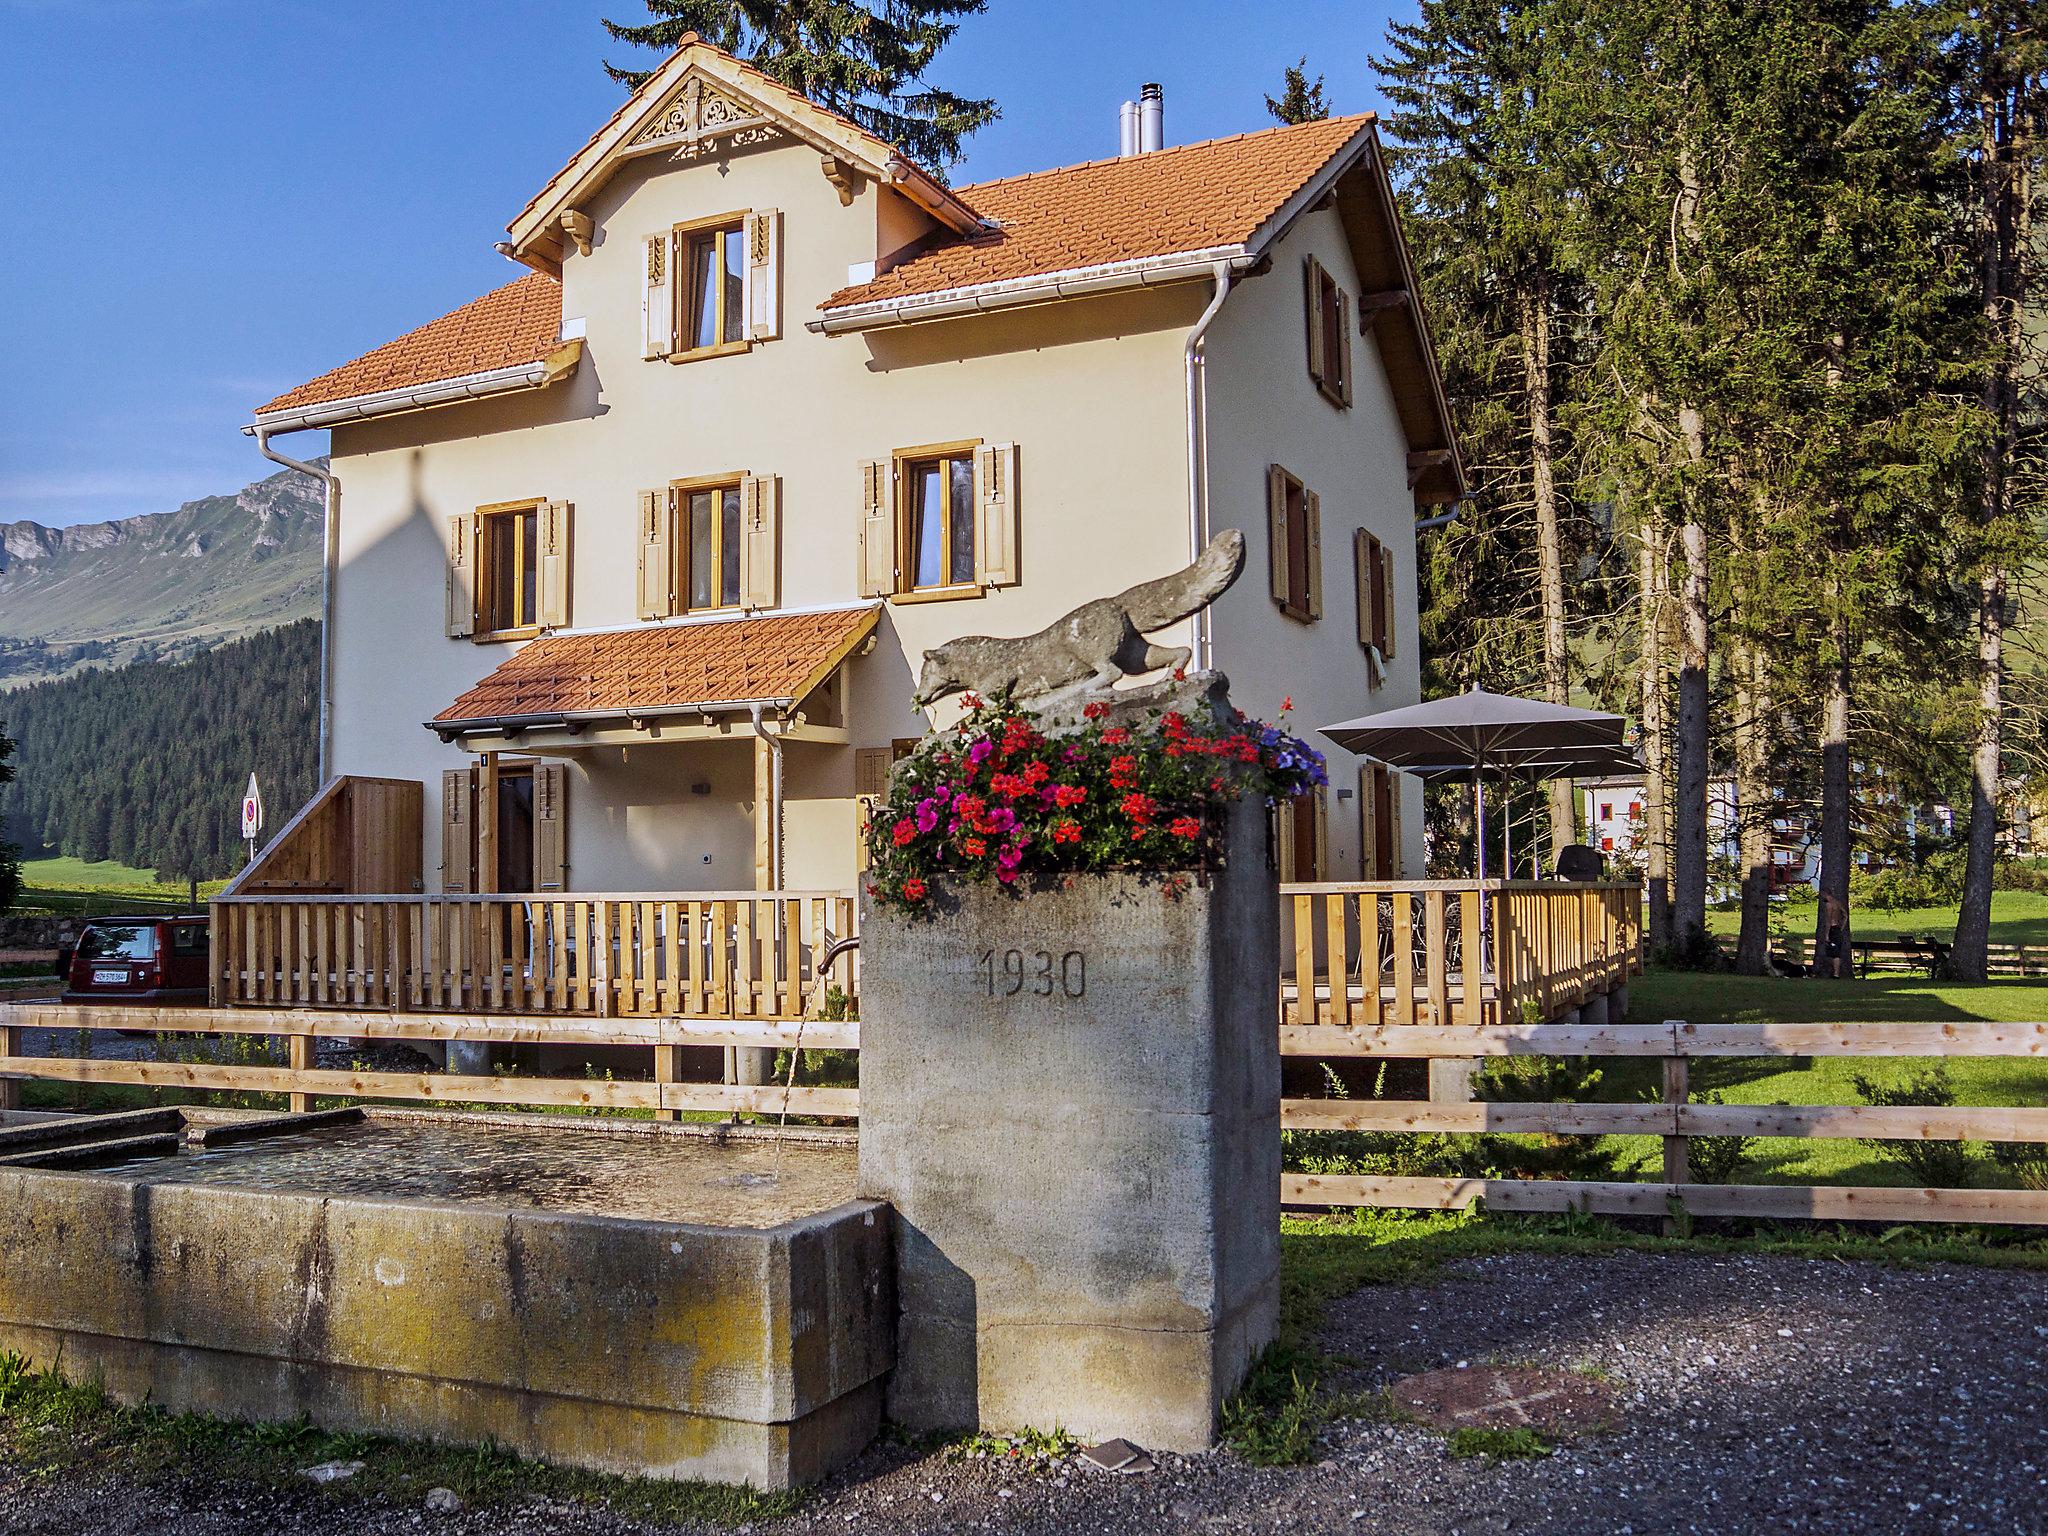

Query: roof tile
[[434, 607, 878, 727], [255, 273, 563, 416], [822, 115, 1373, 309]]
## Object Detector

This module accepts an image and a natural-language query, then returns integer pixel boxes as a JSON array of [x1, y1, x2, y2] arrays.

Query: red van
[[63, 916, 209, 1005]]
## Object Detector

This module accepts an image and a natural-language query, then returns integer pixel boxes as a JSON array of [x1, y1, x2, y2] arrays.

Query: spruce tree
[[1267, 58, 1331, 125], [0, 720, 19, 913], [601, 1, 998, 169]]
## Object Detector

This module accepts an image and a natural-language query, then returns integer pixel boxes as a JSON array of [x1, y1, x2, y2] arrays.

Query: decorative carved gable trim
[[629, 71, 779, 156]]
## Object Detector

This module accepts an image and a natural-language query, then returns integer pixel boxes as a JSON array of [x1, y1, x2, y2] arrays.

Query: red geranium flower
[[892, 819, 917, 847], [1053, 784, 1087, 809], [962, 836, 987, 857], [1102, 727, 1130, 746], [1083, 700, 1111, 719], [903, 877, 928, 901], [1169, 815, 1201, 839], [1052, 819, 1081, 844]]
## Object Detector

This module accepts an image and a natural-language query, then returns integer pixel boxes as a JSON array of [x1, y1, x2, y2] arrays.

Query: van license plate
[[92, 969, 127, 985]]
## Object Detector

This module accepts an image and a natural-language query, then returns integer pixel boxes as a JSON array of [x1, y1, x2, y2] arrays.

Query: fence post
[[1662, 1026, 1689, 1236], [288, 1032, 313, 1115], [654, 1039, 683, 1123]]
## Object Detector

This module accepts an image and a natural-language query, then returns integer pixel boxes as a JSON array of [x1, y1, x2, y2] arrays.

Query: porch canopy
[[427, 605, 878, 752]]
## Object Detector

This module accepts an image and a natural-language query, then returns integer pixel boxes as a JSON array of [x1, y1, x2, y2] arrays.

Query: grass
[[13, 853, 224, 916], [0, 1351, 800, 1525], [1704, 890, 2048, 950], [1446, 1426, 1552, 1460]]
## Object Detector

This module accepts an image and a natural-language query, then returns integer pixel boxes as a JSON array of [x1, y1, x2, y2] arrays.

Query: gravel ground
[[6, 1249, 2047, 1535]]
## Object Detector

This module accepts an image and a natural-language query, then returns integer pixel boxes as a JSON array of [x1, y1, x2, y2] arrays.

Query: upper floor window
[[642, 209, 783, 361], [681, 478, 744, 612], [479, 500, 540, 637], [905, 449, 978, 592], [636, 474, 780, 619], [1304, 255, 1353, 409], [446, 500, 571, 641], [857, 443, 1020, 602], [1266, 465, 1322, 624]]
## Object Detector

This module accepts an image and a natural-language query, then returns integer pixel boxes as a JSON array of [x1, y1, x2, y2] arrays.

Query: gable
[[507, 38, 981, 275]]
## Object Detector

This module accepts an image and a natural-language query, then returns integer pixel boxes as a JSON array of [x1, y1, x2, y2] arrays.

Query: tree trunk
[[1518, 273, 1574, 868], [1732, 635, 1774, 975], [1639, 519, 1672, 948], [1812, 624, 1853, 979], [1954, 60, 2031, 982], [1672, 421, 1711, 951]]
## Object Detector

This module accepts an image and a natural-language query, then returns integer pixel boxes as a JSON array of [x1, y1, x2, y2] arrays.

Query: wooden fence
[[1278, 1018, 2048, 1226], [208, 892, 858, 1021], [1773, 934, 2048, 978], [1279, 880, 1640, 1028], [0, 1002, 856, 1121]]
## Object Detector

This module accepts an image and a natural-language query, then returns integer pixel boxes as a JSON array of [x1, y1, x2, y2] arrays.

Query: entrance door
[[496, 766, 536, 894], [441, 758, 566, 894]]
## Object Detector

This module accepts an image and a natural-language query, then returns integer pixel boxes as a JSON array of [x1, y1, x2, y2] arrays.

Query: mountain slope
[[0, 466, 323, 686]]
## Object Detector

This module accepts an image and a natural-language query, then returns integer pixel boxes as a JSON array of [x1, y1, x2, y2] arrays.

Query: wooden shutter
[[642, 233, 674, 359], [1303, 488, 1324, 621], [973, 442, 1020, 588], [741, 473, 781, 610], [1267, 465, 1292, 607], [1359, 763, 1378, 879], [538, 501, 572, 628], [440, 766, 473, 894], [743, 208, 782, 341], [1354, 528, 1373, 648], [532, 762, 567, 892], [1304, 256, 1328, 389], [1274, 800, 1296, 883], [445, 515, 475, 638], [858, 459, 895, 597], [1312, 785, 1329, 881], [637, 489, 672, 620], [1384, 769, 1404, 879], [1376, 538, 1397, 659], [1336, 287, 1354, 407]]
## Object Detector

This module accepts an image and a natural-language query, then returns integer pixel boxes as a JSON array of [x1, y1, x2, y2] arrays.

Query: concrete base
[[1428, 1058, 1480, 1103], [1609, 984, 1630, 1023], [857, 801, 1280, 1452], [0, 1118, 894, 1489], [1580, 992, 1610, 1028]]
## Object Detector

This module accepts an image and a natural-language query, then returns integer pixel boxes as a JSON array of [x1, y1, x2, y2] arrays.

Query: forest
[[1371, 0, 2043, 980], [0, 622, 318, 887]]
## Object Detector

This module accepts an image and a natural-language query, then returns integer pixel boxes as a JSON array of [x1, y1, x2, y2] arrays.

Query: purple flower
[[987, 807, 1017, 833], [996, 844, 1024, 871], [915, 799, 940, 834], [968, 739, 994, 767]]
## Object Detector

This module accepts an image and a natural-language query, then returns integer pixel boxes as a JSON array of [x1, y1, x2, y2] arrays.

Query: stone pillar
[[1580, 992, 1610, 1028], [1609, 983, 1630, 1023], [857, 803, 1279, 1452]]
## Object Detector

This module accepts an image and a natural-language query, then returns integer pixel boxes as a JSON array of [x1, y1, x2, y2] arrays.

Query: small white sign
[[240, 773, 264, 842]]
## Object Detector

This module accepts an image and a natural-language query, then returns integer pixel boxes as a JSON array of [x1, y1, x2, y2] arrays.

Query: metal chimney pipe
[[1139, 83, 1164, 152], [1120, 99, 1140, 157]]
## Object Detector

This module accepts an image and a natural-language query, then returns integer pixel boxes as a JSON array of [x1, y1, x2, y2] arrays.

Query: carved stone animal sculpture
[[913, 529, 1246, 707]]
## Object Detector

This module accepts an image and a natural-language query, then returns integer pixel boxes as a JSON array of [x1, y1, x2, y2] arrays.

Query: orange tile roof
[[434, 607, 879, 727], [255, 273, 563, 416], [822, 115, 1373, 310]]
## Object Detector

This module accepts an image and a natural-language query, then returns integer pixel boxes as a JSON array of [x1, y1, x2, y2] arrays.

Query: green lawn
[[1706, 890, 2048, 949], [13, 854, 223, 915]]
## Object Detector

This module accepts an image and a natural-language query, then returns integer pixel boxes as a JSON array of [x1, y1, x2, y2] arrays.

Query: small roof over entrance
[[429, 605, 877, 747]]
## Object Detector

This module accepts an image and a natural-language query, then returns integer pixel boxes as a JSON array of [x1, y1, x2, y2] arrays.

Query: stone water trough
[[0, 1107, 893, 1489]]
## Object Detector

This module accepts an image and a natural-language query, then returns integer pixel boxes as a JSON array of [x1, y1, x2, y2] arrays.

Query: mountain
[[0, 465, 324, 686]]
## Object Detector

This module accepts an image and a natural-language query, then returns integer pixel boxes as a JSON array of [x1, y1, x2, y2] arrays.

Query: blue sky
[[0, 0, 1406, 528]]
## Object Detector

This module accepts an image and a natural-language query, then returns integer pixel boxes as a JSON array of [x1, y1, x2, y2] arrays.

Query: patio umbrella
[[1320, 688, 1633, 947]]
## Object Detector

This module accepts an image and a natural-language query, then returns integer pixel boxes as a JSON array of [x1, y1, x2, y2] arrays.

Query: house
[[241, 36, 1464, 905]]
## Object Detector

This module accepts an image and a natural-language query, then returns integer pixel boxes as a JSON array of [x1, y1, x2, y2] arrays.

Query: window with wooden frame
[[1267, 465, 1322, 623], [1305, 255, 1353, 409], [447, 500, 571, 641], [642, 209, 782, 362], [1354, 526, 1395, 679], [857, 442, 1020, 601], [637, 474, 780, 619], [1359, 761, 1402, 880]]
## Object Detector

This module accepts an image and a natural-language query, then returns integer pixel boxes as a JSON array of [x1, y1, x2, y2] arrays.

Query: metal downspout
[[255, 430, 338, 784], [1185, 261, 1235, 673]]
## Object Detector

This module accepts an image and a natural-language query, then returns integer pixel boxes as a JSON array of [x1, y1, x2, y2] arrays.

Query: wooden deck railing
[[1279, 880, 1641, 1027], [208, 892, 858, 1020]]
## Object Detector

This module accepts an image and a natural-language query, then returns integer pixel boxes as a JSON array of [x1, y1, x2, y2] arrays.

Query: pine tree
[[1949, 0, 2046, 980], [1267, 58, 1331, 125], [0, 718, 19, 913], [1377, 0, 1604, 871], [601, 1, 998, 169]]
